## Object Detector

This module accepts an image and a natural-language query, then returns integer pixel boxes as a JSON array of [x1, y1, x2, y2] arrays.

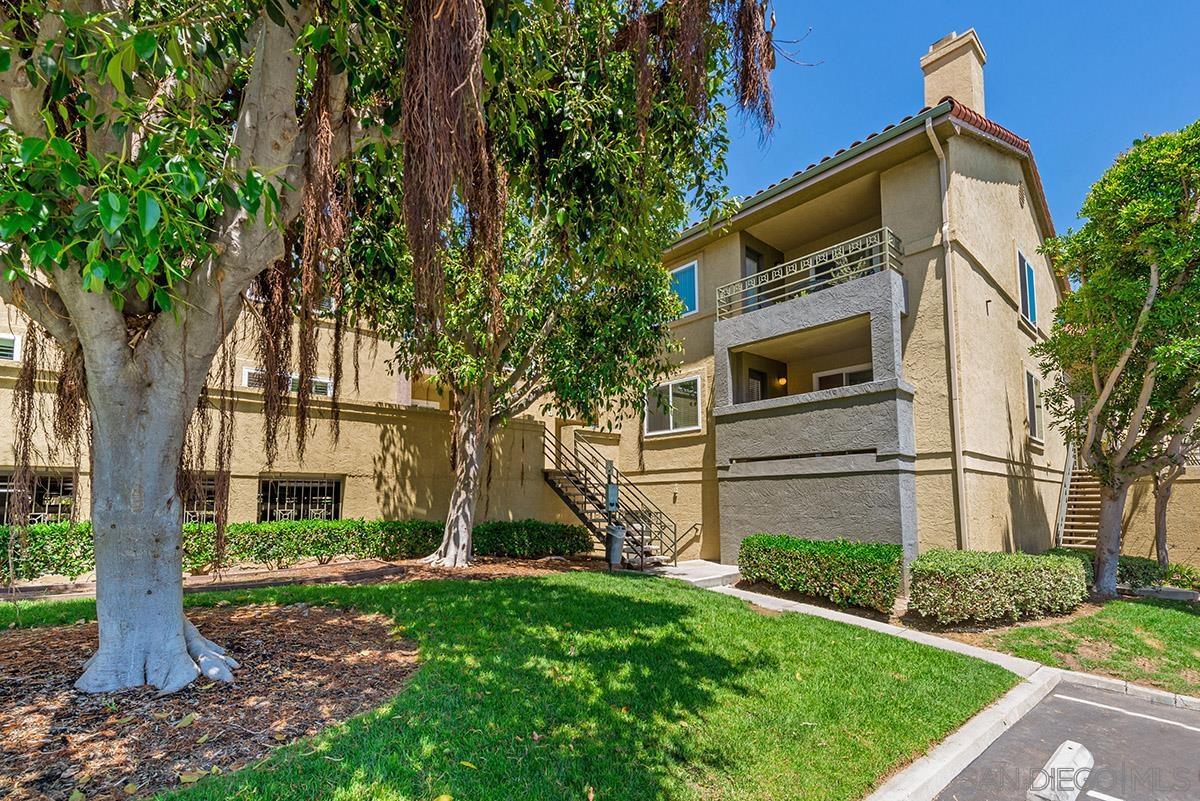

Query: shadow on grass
[[170, 573, 764, 801]]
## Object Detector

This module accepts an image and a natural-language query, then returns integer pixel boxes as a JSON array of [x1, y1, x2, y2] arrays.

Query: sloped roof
[[674, 97, 1055, 248]]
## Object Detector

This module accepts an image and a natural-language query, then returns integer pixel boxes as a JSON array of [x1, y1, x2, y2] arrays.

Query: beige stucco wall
[[1122, 475, 1200, 567], [946, 134, 1068, 554]]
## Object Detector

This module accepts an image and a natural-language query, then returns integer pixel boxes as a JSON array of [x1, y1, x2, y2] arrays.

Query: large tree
[[1035, 120, 1200, 598], [351, 1, 776, 566], [0, 0, 413, 692], [0, 0, 776, 690]]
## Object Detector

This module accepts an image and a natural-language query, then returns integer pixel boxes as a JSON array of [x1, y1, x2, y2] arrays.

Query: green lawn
[[2, 572, 1017, 801], [992, 598, 1200, 696]]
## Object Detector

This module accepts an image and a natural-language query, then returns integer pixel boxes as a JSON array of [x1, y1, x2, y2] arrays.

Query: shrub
[[1046, 548, 1200, 592], [910, 550, 1088, 625], [0, 522, 95, 580], [368, 520, 444, 560], [2, 516, 592, 581], [738, 535, 903, 612], [473, 519, 593, 558]]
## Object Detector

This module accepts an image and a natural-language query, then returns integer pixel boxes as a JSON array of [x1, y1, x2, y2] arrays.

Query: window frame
[[243, 367, 334, 398], [669, 261, 700, 319], [1025, 370, 1045, 444], [0, 333, 21, 362], [257, 476, 344, 523], [812, 362, 875, 392], [643, 374, 703, 437], [1018, 251, 1038, 327]]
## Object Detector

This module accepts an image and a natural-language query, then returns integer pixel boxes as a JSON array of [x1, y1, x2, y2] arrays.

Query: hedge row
[[1046, 548, 1200, 593], [0, 518, 593, 581], [909, 550, 1088, 625], [738, 535, 903, 613]]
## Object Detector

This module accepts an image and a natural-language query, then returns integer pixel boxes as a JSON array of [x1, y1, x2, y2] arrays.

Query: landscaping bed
[[0, 605, 419, 800], [0, 571, 1017, 801]]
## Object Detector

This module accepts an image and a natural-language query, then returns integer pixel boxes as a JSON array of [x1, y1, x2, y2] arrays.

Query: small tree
[[1150, 435, 1197, 568], [1035, 120, 1200, 598], [352, 1, 777, 566]]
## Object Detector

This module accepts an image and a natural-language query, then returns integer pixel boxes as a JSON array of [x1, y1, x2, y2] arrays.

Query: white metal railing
[[716, 227, 903, 320]]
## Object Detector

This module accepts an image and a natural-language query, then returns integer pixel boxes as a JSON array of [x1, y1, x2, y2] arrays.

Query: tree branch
[[1084, 262, 1159, 460], [1114, 360, 1158, 464], [0, 274, 77, 345]]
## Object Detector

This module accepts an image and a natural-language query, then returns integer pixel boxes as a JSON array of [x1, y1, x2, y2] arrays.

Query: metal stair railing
[[541, 427, 680, 568]]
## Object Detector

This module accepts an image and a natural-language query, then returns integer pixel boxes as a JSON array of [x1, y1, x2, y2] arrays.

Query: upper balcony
[[715, 227, 903, 321]]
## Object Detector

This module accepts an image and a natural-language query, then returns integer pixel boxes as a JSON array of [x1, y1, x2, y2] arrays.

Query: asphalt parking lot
[[937, 682, 1200, 801]]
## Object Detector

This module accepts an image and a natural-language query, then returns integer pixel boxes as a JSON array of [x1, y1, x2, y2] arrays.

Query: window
[[0, 334, 19, 362], [258, 478, 343, 522], [1026, 371, 1045, 442], [813, 363, 874, 392], [244, 368, 333, 398], [644, 375, 702, 435], [746, 368, 768, 403], [670, 262, 699, 317], [0, 474, 75, 525], [1018, 252, 1037, 326], [181, 474, 221, 524]]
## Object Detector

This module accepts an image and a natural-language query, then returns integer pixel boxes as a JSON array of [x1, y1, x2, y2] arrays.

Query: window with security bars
[[181, 475, 220, 524], [257, 478, 342, 522], [0, 474, 76, 525]]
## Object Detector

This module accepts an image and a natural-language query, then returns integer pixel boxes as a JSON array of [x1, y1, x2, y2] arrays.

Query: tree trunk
[[1153, 473, 1173, 569], [1092, 482, 1130, 600], [75, 387, 238, 694], [426, 390, 491, 568]]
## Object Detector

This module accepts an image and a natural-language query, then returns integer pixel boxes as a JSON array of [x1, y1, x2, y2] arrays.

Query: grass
[[992, 598, 1200, 696], [2, 572, 1017, 801]]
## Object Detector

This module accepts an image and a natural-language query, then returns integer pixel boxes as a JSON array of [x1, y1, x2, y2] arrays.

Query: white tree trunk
[[426, 391, 491, 568], [1092, 482, 1129, 600], [75, 388, 238, 694]]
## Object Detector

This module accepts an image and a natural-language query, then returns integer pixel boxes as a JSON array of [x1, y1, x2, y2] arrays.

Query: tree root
[[421, 552, 473, 568], [74, 617, 238, 694]]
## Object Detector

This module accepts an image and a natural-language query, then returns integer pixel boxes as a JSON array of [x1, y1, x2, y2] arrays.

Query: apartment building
[[558, 30, 1075, 565]]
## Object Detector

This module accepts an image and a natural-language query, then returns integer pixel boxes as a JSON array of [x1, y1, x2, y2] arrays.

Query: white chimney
[[920, 29, 987, 115]]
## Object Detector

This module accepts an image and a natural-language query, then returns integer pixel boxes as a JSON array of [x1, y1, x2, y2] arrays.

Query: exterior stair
[[542, 428, 680, 569], [1059, 466, 1101, 550]]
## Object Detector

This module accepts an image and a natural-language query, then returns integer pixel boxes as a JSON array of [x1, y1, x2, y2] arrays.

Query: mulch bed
[[0, 605, 420, 800]]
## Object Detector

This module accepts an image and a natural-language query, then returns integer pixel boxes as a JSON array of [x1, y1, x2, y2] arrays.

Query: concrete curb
[[1057, 669, 1200, 711], [710, 585, 1043, 677], [863, 666, 1061, 801]]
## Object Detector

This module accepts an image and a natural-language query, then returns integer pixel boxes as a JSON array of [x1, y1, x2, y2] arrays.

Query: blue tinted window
[[671, 262, 698, 316], [1019, 253, 1037, 325]]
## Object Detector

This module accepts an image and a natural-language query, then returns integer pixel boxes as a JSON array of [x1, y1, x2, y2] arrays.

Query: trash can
[[606, 524, 626, 568]]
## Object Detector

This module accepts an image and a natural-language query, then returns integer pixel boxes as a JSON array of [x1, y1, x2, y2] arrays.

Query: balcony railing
[[716, 227, 903, 320]]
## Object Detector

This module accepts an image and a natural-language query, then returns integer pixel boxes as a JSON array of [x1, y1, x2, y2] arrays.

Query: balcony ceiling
[[731, 314, 871, 363], [745, 173, 881, 255]]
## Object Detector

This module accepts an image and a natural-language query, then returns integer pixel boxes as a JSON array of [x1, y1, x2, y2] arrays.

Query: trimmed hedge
[[0, 517, 591, 581], [1046, 548, 1200, 593], [738, 535, 903, 613], [909, 550, 1088, 625]]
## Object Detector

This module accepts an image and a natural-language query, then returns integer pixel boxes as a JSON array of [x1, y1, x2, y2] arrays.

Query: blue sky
[[723, 1, 1200, 233]]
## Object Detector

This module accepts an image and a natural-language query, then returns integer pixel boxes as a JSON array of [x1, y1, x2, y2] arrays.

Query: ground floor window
[[0, 474, 75, 525], [645, 375, 702, 435], [181, 474, 222, 524], [258, 478, 343, 522]]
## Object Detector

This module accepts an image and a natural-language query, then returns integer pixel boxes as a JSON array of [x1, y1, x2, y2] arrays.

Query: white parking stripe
[[1087, 791, 1128, 801], [1053, 693, 1200, 733]]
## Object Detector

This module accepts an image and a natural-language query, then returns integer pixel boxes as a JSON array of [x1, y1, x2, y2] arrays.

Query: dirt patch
[[0, 605, 420, 800]]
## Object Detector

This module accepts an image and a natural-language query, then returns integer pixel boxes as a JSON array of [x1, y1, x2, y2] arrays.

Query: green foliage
[[0, 518, 592, 581], [1046, 547, 1200, 592], [472, 519, 592, 558], [738, 535, 903, 613], [910, 550, 1088, 626], [1034, 120, 1200, 484]]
